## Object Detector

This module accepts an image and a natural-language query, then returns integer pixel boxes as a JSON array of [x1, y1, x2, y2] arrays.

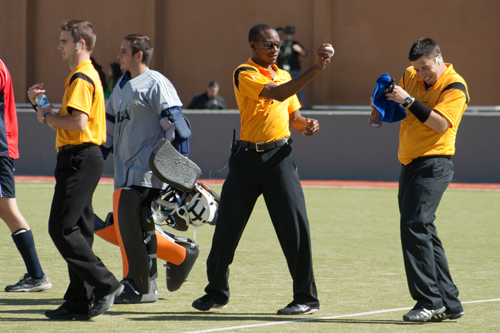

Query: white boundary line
[[182, 298, 500, 333]]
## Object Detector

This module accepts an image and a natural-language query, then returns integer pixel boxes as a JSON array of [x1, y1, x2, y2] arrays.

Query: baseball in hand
[[325, 46, 334, 56]]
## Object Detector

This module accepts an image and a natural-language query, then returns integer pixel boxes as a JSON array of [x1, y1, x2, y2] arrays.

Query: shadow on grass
[[108, 311, 458, 326], [314, 318, 458, 326], [0, 298, 63, 306], [0, 300, 460, 327]]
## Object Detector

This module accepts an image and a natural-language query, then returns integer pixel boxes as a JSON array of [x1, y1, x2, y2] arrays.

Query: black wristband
[[408, 99, 432, 123], [31, 103, 38, 111]]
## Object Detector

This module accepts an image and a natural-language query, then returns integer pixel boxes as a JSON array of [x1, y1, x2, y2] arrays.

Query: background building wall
[[2, 0, 498, 183], [1, 0, 499, 108], [16, 109, 500, 183]]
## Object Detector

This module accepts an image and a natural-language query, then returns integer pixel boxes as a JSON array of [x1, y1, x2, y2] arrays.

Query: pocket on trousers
[[70, 152, 85, 171]]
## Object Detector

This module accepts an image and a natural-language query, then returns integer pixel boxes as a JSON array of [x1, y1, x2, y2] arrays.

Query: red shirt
[[0, 59, 19, 159]]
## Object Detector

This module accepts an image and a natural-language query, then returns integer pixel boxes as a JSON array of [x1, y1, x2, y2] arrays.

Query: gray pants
[[398, 156, 462, 313]]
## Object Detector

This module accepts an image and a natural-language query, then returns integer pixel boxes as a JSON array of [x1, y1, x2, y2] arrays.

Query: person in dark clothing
[[187, 81, 226, 110]]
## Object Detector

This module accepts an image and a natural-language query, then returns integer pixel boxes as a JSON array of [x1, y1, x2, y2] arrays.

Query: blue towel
[[371, 73, 406, 123]]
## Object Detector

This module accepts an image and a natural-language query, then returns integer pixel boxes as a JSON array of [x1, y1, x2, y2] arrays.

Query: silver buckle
[[255, 142, 265, 152]]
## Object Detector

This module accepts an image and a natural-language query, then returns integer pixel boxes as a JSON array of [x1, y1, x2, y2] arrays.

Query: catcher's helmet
[[149, 183, 218, 230]]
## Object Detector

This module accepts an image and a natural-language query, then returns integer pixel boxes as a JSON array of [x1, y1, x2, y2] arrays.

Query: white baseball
[[324, 46, 334, 56]]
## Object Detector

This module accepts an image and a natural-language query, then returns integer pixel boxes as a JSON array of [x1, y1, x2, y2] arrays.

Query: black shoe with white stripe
[[277, 303, 319, 315], [403, 305, 446, 322], [430, 310, 465, 322]]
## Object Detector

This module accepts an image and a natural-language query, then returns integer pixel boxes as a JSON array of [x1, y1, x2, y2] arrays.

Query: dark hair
[[123, 34, 154, 65], [408, 38, 441, 62], [109, 62, 122, 80], [276, 27, 285, 33], [248, 23, 275, 42], [208, 81, 220, 89], [90, 57, 106, 87], [60, 19, 97, 52]]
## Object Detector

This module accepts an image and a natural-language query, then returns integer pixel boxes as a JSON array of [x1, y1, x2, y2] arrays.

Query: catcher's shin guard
[[94, 213, 118, 246], [165, 235, 200, 292], [113, 187, 153, 295], [115, 279, 159, 304], [95, 214, 187, 265]]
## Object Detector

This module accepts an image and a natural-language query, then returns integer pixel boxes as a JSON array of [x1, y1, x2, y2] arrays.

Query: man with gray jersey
[[98, 34, 193, 303]]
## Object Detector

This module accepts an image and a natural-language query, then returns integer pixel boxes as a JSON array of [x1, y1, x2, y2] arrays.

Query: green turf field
[[0, 182, 498, 332]]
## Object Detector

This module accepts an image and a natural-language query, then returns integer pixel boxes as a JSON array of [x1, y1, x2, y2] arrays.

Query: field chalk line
[[182, 298, 500, 333]]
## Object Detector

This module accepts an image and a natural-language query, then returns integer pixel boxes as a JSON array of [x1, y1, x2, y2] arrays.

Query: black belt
[[410, 155, 452, 164], [57, 143, 96, 153], [238, 138, 290, 152]]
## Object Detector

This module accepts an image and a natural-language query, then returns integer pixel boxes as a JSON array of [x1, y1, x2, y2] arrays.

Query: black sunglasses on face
[[259, 40, 283, 49]]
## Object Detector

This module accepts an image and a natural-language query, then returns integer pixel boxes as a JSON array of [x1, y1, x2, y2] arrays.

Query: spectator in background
[[105, 62, 121, 99], [276, 26, 308, 108], [0, 58, 52, 293], [91, 57, 107, 92], [187, 81, 226, 110]]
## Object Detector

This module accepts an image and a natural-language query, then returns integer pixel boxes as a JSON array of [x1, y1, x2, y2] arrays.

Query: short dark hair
[[124, 34, 154, 66], [208, 81, 219, 89], [248, 23, 275, 42], [60, 19, 96, 52], [408, 37, 441, 62]]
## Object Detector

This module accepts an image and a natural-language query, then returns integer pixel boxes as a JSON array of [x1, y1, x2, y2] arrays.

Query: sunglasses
[[259, 40, 283, 49]]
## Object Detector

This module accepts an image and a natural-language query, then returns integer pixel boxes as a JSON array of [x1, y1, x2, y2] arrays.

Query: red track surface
[[15, 176, 500, 191]]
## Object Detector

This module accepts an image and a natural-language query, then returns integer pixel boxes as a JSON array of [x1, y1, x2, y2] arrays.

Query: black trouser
[[48, 145, 120, 313], [205, 143, 319, 307], [398, 156, 462, 313]]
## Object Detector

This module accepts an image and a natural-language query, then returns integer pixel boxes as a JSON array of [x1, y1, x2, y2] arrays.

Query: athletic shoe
[[403, 305, 446, 322], [192, 294, 228, 311], [5, 273, 52, 292], [45, 306, 89, 321], [277, 303, 319, 315], [89, 284, 124, 318], [430, 310, 465, 322]]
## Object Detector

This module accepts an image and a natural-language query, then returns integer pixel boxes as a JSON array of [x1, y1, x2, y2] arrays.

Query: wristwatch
[[402, 96, 414, 107]]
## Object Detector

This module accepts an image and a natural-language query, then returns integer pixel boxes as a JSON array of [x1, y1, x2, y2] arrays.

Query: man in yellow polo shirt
[[193, 23, 333, 315], [28, 19, 122, 320], [370, 38, 468, 322]]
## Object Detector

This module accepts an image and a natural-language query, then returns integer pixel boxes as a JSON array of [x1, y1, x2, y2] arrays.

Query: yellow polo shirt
[[233, 58, 301, 143], [56, 59, 106, 149], [398, 63, 469, 165]]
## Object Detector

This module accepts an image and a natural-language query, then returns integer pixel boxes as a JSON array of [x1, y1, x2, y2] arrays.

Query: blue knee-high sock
[[12, 229, 44, 279]]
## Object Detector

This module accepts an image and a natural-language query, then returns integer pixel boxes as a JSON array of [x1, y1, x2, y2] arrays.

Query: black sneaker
[[277, 303, 319, 315], [5, 273, 52, 292], [430, 310, 465, 322], [403, 305, 446, 322], [192, 294, 228, 311], [89, 284, 124, 318], [45, 306, 89, 321]]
